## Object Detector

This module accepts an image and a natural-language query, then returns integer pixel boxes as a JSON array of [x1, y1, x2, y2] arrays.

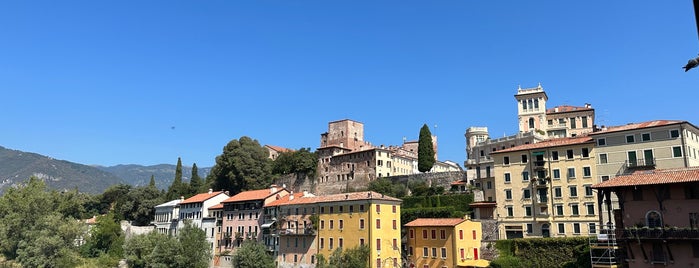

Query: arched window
[[646, 211, 662, 228], [528, 118, 535, 129]]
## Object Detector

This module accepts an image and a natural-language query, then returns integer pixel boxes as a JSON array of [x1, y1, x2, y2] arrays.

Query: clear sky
[[1, 1, 698, 168]]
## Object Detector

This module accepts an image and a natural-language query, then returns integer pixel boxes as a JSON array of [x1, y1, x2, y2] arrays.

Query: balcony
[[533, 160, 546, 171], [235, 232, 243, 240], [619, 227, 699, 240], [625, 158, 655, 170], [279, 227, 316, 236]]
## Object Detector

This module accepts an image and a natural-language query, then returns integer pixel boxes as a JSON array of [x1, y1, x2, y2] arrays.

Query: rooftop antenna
[[682, 0, 699, 72]]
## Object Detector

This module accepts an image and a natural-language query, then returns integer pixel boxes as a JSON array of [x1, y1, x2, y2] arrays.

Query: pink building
[[219, 185, 289, 254]]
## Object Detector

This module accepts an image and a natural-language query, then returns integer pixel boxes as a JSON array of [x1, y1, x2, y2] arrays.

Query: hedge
[[491, 237, 589, 268]]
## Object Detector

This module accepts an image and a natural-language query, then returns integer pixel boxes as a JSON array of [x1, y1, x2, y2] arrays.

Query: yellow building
[[267, 191, 403, 268], [491, 136, 598, 239], [404, 218, 488, 268]]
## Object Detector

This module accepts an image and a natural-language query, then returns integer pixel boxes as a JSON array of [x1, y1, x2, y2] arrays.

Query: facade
[[491, 136, 599, 239], [590, 120, 699, 225], [178, 189, 229, 230], [219, 185, 289, 253], [153, 198, 182, 235], [263, 191, 403, 268], [592, 168, 699, 267], [404, 218, 488, 268], [514, 84, 595, 138], [266, 144, 293, 160]]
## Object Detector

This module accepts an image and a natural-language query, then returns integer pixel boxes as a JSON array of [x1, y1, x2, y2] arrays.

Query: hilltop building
[[153, 198, 182, 235], [266, 145, 294, 160]]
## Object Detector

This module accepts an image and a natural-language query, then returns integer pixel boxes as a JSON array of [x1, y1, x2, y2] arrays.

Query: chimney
[[224, 191, 230, 196], [554, 107, 559, 113], [180, 196, 184, 201], [289, 192, 294, 201], [585, 103, 591, 108], [208, 189, 213, 194], [270, 184, 278, 193], [303, 190, 309, 197]]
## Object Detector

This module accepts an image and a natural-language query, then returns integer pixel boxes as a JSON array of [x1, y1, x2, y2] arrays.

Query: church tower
[[514, 84, 548, 133]]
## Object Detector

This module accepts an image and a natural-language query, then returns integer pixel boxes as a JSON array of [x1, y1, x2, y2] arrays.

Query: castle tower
[[465, 127, 489, 162], [319, 119, 365, 151], [514, 84, 548, 133]]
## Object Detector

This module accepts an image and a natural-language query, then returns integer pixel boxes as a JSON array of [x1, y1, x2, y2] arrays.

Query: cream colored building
[[589, 120, 699, 226], [492, 136, 598, 239]]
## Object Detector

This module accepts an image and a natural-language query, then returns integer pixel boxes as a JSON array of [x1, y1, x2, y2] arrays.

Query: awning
[[261, 221, 275, 228], [532, 151, 545, 156], [458, 259, 490, 267]]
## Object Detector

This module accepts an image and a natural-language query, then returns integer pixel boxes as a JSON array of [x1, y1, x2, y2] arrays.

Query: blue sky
[[1, 1, 698, 167]]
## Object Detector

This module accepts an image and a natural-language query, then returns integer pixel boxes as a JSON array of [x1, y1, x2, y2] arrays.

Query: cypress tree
[[418, 124, 436, 172], [148, 175, 156, 188], [190, 163, 202, 194], [166, 157, 185, 200]]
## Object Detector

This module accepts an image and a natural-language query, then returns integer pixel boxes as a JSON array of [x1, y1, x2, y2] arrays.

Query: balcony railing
[[279, 227, 316, 236], [619, 227, 699, 240], [625, 158, 656, 169]]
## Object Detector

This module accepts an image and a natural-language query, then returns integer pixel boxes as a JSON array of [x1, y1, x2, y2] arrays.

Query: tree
[[81, 212, 124, 258], [114, 185, 163, 226], [367, 177, 406, 198], [207, 136, 272, 194], [272, 148, 317, 177], [166, 157, 189, 200], [123, 231, 168, 268], [189, 163, 203, 195], [231, 241, 274, 268], [418, 124, 436, 172], [149, 175, 156, 188], [316, 245, 370, 268], [176, 220, 211, 268]]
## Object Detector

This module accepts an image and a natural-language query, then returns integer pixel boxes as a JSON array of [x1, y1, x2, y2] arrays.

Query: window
[[554, 187, 562, 198], [642, 133, 651, 141], [339, 220, 344, 229], [393, 220, 397, 230], [570, 186, 578, 197], [582, 148, 589, 158], [690, 213, 698, 229], [647, 211, 662, 228], [599, 154, 608, 164], [526, 223, 533, 233], [671, 129, 680, 138], [460, 248, 465, 259], [582, 116, 588, 128], [486, 181, 492, 189], [573, 223, 581, 234], [571, 204, 579, 216], [570, 118, 576, 129], [586, 204, 595, 215], [505, 190, 512, 200], [393, 239, 397, 249], [441, 248, 447, 259], [523, 189, 531, 199], [585, 185, 593, 196], [320, 238, 324, 249], [504, 173, 511, 183], [360, 205, 365, 212], [329, 238, 334, 249], [409, 246, 414, 256], [566, 149, 574, 159], [376, 205, 381, 213], [504, 156, 510, 165], [556, 205, 564, 216], [432, 247, 437, 258], [423, 247, 429, 257], [459, 230, 463, 240], [330, 206, 334, 213], [673, 146, 683, 157], [472, 230, 477, 239], [330, 220, 334, 229], [522, 171, 529, 181], [601, 175, 610, 181], [558, 223, 565, 234], [589, 223, 597, 234], [440, 230, 446, 239], [626, 135, 635, 143], [360, 238, 365, 246], [392, 205, 396, 213], [339, 206, 343, 213], [528, 117, 535, 129], [506, 206, 514, 217], [360, 219, 365, 229], [431, 230, 436, 239], [321, 220, 325, 229], [583, 167, 591, 177], [525, 206, 532, 216], [521, 154, 528, 163], [422, 230, 428, 239], [551, 151, 559, 160], [376, 239, 381, 250], [409, 229, 414, 239], [376, 219, 380, 229], [553, 169, 561, 179], [567, 168, 576, 178], [339, 238, 343, 248], [349, 206, 354, 213]]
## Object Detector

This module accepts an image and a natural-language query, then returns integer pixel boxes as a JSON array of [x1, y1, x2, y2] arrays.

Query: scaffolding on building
[[589, 226, 621, 268]]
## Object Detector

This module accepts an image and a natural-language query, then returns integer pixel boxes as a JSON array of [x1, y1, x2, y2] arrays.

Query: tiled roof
[[491, 136, 593, 154], [590, 120, 685, 135], [181, 191, 226, 204], [264, 192, 308, 207], [546, 105, 593, 114], [451, 180, 467, 185], [155, 199, 182, 208], [265, 191, 401, 207], [266, 145, 294, 153], [222, 188, 286, 203], [592, 167, 699, 188], [404, 218, 466, 227], [209, 203, 223, 210]]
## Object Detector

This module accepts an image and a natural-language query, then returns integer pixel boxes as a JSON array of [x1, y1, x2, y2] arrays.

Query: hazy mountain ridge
[[96, 164, 211, 190], [0, 146, 125, 194]]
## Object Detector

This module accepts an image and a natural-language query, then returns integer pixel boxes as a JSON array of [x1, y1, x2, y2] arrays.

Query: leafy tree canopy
[[231, 241, 274, 268], [207, 136, 272, 194], [316, 245, 370, 268], [417, 124, 436, 172], [367, 177, 406, 198], [272, 147, 317, 177]]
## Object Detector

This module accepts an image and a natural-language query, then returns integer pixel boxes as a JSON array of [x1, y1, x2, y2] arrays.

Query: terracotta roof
[[181, 191, 226, 204], [592, 167, 699, 189], [209, 203, 223, 210], [264, 192, 308, 207], [491, 136, 593, 154], [266, 145, 294, 153], [404, 218, 466, 227], [451, 180, 467, 185], [590, 120, 685, 135], [546, 105, 593, 114], [222, 188, 286, 203], [265, 191, 401, 207]]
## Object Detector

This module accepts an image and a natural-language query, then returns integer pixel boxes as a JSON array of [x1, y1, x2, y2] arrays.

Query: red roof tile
[[266, 145, 294, 153], [592, 167, 699, 188], [181, 191, 226, 204], [222, 188, 286, 203], [491, 136, 593, 154], [590, 120, 685, 135], [209, 203, 223, 210], [264, 192, 307, 207], [404, 218, 467, 227], [546, 105, 593, 114], [264, 191, 401, 207]]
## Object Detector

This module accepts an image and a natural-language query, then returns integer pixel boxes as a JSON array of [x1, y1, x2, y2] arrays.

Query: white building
[[153, 198, 182, 235]]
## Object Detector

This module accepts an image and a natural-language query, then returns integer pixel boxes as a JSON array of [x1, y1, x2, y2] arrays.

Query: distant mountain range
[[0, 146, 210, 194]]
